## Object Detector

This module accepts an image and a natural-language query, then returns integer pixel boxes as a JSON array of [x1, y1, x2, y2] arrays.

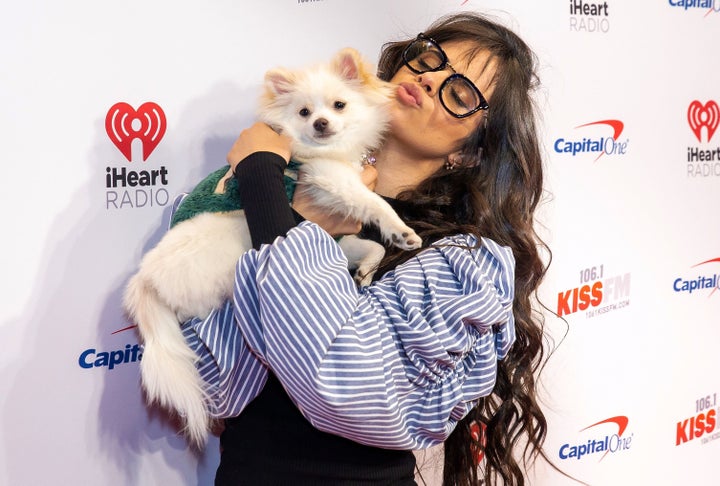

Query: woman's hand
[[292, 165, 378, 237], [228, 122, 378, 237], [227, 122, 292, 172]]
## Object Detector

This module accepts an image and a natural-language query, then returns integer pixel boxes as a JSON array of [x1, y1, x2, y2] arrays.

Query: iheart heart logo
[[105, 102, 167, 161], [687, 100, 719, 143]]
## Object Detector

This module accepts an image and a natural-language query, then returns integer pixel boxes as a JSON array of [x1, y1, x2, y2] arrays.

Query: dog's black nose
[[313, 118, 328, 133]]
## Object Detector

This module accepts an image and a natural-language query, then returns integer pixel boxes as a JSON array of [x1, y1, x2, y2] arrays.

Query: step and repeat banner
[[1, 1, 718, 484]]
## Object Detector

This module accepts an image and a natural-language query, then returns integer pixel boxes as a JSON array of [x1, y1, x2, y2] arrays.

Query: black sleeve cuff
[[234, 152, 298, 249]]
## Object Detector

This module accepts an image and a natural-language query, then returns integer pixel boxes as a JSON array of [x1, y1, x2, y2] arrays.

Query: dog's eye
[[334, 101, 346, 110], [299, 107, 311, 117]]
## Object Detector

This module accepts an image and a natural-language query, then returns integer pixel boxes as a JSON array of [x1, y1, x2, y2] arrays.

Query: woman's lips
[[397, 83, 422, 107]]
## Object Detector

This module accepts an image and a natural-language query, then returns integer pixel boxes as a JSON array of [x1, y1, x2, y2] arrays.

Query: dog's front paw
[[389, 227, 422, 251]]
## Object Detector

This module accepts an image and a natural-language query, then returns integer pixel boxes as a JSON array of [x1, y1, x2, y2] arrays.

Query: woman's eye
[[449, 88, 470, 109], [334, 101, 346, 110], [415, 51, 441, 70], [416, 54, 434, 70], [417, 59, 432, 70], [299, 107, 310, 117]]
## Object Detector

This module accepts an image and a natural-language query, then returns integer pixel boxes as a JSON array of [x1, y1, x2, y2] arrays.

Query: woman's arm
[[228, 122, 296, 247], [234, 151, 301, 248], [231, 221, 516, 449]]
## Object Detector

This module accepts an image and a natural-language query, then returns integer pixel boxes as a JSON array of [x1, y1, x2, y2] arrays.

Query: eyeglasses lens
[[441, 76, 482, 116], [405, 40, 445, 73]]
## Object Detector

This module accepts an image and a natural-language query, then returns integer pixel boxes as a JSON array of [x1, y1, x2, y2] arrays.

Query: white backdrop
[[1, 1, 719, 485]]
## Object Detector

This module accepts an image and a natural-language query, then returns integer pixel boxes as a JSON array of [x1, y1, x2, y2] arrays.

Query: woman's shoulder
[[380, 231, 516, 299], [429, 233, 515, 268]]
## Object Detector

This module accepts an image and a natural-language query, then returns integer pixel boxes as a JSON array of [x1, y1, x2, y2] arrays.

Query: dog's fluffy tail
[[124, 274, 210, 446]]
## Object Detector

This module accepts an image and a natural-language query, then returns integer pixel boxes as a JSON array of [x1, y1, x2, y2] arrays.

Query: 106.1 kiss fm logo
[[686, 100, 720, 177], [104, 102, 171, 209], [676, 391, 720, 447], [556, 264, 631, 318]]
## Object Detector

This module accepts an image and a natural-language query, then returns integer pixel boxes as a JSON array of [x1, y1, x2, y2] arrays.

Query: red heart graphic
[[105, 102, 167, 161], [687, 100, 719, 143]]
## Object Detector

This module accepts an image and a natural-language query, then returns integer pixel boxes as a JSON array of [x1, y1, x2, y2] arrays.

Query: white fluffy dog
[[123, 48, 421, 445]]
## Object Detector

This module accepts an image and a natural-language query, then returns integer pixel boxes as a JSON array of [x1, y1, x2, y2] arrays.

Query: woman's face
[[386, 41, 496, 161]]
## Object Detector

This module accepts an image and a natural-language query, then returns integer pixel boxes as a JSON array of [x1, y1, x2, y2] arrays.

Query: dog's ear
[[332, 48, 367, 82], [264, 68, 296, 95], [333, 48, 392, 97]]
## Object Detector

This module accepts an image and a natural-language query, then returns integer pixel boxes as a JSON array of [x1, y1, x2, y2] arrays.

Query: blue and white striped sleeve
[[180, 301, 269, 419], [226, 220, 516, 450]]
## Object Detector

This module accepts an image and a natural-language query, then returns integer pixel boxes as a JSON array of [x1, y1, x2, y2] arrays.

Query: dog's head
[[258, 48, 393, 162]]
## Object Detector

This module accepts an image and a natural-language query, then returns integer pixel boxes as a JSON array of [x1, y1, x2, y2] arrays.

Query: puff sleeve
[[182, 221, 516, 449]]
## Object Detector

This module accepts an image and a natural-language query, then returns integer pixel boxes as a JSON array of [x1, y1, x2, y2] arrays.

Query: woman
[[181, 12, 549, 486]]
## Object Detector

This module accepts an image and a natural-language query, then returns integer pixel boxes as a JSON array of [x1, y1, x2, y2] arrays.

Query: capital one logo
[[558, 415, 633, 462], [553, 119, 629, 161], [688, 100, 719, 143], [673, 257, 720, 296], [105, 102, 167, 162]]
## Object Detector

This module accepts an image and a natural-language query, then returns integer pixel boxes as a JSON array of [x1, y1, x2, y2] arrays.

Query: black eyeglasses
[[401, 33, 489, 118]]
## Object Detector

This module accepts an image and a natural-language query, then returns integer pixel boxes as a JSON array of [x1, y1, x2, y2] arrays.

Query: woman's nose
[[417, 73, 440, 96]]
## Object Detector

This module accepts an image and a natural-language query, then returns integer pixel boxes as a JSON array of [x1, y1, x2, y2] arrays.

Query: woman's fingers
[[227, 122, 292, 170]]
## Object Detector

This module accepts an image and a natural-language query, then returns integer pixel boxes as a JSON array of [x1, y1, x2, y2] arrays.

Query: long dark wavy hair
[[376, 12, 552, 486]]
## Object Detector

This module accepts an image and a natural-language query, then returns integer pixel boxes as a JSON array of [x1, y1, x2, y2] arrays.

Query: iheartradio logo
[[687, 100, 719, 143], [105, 102, 167, 162]]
